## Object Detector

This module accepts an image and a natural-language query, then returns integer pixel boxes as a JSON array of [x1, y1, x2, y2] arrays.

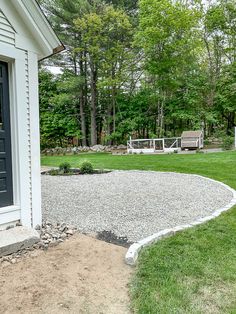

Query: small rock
[[66, 229, 74, 235], [30, 251, 40, 258], [59, 223, 67, 232], [37, 241, 45, 249], [1, 261, 11, 268], [61, 233, 67, 239], [67, 225, 76, 230], [49, 241, 58, 248]]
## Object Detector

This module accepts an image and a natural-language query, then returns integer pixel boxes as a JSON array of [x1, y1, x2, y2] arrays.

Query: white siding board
[[0, 34, 14, 46], [0, 10, 15, 46], [0, 23, 15, 34]]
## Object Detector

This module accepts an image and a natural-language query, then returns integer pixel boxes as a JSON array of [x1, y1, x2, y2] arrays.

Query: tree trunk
[[111, 67, 116, 136], [159, 103, 164, 137], [112, 86, 116, 135], [90, 62, 98, 146], [79, 89, 87, 146], [106, 105, 112, 145], [79, 52, 87, 146]]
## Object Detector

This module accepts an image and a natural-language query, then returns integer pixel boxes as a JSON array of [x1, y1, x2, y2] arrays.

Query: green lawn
[[42, 151, 235, 187], [42, 151, 236, 313]]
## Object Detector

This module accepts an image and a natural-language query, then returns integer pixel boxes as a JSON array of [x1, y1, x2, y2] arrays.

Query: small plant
[[221, 136, 234, 151], [59, 162, 71, 174], [48, 169, 59, 176], [80, 161, 94, 174]]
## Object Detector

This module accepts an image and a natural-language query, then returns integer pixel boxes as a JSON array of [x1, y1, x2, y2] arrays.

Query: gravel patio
[[42, 171, 233, 243]]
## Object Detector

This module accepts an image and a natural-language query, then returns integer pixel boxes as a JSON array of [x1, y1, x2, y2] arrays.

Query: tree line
[[39, 0, 236, 148]]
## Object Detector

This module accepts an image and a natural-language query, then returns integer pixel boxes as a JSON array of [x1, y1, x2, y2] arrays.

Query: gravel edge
[[125, 174, 236, 266]]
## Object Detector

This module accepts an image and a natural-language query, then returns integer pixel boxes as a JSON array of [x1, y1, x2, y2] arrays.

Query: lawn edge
[[125, 173, 236, 266]]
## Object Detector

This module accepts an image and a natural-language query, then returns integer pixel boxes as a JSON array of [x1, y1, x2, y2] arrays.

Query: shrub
[[221, 136, 234, 151], [48, 169, 59, 176], [80, 161, 94, 174], [59, 162, 71, 174]]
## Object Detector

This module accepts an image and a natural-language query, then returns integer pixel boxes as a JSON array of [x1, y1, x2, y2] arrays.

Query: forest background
[[38, 0, 236, 148]]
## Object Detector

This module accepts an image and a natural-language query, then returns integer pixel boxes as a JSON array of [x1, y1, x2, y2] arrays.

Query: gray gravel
[[42, 171, 233, 242]]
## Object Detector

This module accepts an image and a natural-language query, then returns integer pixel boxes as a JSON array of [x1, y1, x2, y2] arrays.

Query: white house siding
[[0, 0, 61, 231], [0, 10, 15, 46]]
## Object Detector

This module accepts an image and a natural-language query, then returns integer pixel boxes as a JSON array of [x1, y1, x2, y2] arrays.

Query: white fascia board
[[11, 0, 63, 59], [22, 0, 62, 49]]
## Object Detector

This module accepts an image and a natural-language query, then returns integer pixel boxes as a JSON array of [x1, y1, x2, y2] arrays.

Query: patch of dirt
[[97, 231, 133, 248], [0, 234, 132, 314]]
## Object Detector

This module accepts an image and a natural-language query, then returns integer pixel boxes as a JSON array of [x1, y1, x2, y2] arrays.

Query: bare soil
[[0, 234, 132, 314]]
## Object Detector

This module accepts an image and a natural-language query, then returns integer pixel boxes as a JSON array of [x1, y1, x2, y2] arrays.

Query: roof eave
[[39, 44, 65, 62], [13, 0, 65, 60]]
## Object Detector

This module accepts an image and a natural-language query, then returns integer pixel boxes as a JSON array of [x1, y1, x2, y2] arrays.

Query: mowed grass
[[42, 151, 235, 187], [42, 151, 236, 313]]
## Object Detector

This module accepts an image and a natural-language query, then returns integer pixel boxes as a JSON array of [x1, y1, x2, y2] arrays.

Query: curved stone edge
[[125, 174, 236, 266]]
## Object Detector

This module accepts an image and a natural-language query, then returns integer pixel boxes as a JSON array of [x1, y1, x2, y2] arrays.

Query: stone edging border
[[125, 172, 236, 266]]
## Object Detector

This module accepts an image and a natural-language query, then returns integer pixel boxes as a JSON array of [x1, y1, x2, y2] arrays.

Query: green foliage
[[80, 161, 94, 174], [59, 162, 72, 174], [48, 169, 59, 176], [221, 136, 234, 150], [39, 69, 81, 148], [39, 0, 236, 147]]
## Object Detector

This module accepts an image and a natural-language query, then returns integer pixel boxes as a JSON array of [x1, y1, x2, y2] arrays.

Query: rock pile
[[0, 221, 77, 266], [41, 144, 127, 155], [35, 221, 77, 248]]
